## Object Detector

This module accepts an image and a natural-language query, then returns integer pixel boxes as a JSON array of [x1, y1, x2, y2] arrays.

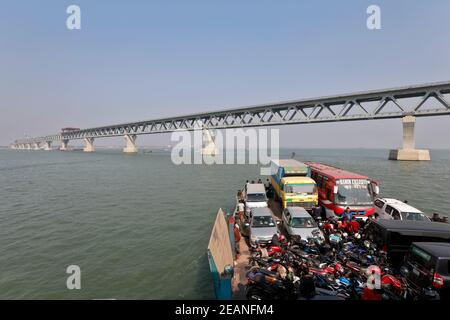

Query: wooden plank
[[208, 209, 234, 274]]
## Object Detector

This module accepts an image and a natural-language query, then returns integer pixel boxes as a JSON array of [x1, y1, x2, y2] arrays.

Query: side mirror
[[333, 186, 338, 194], [374, 185, 380, 195]]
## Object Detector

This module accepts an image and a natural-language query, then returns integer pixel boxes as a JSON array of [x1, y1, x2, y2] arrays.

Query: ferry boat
[[207, 164, 450, 300]]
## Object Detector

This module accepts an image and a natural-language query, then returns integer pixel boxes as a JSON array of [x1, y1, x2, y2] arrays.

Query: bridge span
[[11, 81, 450, 160]]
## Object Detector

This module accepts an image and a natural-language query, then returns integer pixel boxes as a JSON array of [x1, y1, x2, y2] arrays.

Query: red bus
[[305, 162, 379, 220]]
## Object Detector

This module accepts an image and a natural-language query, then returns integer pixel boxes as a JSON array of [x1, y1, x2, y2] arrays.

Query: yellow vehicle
[[269, 160, 318, 211], [271, 176, 318, 210]]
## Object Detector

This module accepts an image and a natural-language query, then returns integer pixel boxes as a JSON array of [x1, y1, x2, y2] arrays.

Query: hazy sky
[[1, 0, 450, 148]]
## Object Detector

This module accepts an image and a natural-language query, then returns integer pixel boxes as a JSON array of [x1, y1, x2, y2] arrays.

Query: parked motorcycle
[[246, 267, 300, 300]]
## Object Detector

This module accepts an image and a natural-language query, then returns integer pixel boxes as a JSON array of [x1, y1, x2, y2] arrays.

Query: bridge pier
[[33, 142, 41, 150], [123, 134, 138, 154], [389, 116, 430, 161], [60, 139, 69, 151], [83, 137, 95, 152], [26, 144, 32, 150], [201, 128, 219, 156], [44, 141, 52, 151]]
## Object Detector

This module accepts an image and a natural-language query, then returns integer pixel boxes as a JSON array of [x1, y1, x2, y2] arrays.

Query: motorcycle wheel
[[246, 287, 264, 300]]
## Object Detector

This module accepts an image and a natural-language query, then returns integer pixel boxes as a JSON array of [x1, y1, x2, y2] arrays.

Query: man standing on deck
[[233, 223, 241, 257], [342, 207, 353, 222], [237, 201, 245, 222]]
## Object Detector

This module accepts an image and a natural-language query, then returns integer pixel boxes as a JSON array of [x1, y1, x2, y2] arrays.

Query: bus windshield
[[335, 183, 373, 205], [285, 184, 316, 194]]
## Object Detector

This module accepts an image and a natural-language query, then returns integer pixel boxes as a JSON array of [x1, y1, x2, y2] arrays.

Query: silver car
[[249, 207, 279, 245], [281, 207, 323, 241]]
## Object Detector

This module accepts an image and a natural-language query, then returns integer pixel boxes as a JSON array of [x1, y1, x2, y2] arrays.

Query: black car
[[363, 219, 450, 267], [401, 242, 450, 299]]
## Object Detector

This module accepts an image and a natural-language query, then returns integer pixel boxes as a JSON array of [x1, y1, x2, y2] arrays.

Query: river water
[[1, 148, 449, 299]]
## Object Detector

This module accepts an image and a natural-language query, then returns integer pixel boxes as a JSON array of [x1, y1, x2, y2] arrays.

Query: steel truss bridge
[[12, 81, 450, 157]]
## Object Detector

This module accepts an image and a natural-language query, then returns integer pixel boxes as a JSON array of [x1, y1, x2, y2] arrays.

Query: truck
[[269, 159, 318, 211]]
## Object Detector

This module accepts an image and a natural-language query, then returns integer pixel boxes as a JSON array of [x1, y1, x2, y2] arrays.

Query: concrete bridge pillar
[[201, 128, 219, 156], [44, 141, 52, 151], [60, 139, 69, 151], [123, 134, 138, 154], [389, 116, 430, 161], [83, 137, 95, 152], [26, 144, 32, 150], [33, 142, 41, 150]]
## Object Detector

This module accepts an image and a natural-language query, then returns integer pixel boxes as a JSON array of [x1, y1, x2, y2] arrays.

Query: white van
[[244, 183, 268, 216], [374, 198, 431, 222]]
